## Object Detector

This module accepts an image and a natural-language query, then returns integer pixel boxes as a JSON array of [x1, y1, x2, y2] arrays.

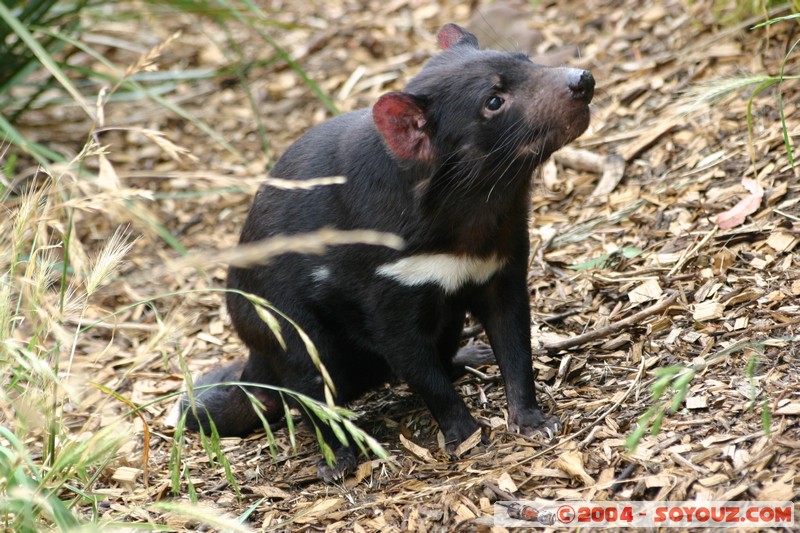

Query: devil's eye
[[485, 95, 504, 111]]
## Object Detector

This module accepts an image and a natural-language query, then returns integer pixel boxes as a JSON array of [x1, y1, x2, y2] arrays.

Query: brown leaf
[[553, 450, 594, 485], [294, 499, 344, 524], [715, 178, 764, 229], [399, 434, 436, 463], [252, 485, 291, 500]]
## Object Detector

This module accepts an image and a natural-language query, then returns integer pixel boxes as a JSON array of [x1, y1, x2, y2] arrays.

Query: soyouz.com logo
[[494, 501, 794, 528]]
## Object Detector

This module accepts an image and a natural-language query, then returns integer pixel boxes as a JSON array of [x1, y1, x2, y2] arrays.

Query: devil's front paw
[[509, 408, 561, 439], [441, 417, 486, 456], [316, 446, 358, 483]]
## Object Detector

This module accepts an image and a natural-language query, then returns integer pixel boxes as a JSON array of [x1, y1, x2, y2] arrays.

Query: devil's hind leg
[[182, 351, 283, 437]]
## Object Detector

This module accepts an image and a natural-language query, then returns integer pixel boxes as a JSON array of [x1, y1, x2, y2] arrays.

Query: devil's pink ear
[[437, 23, 480, 50], [373, 92, 432, 161]]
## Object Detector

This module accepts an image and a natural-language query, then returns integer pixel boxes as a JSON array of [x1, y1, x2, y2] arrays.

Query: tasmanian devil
[[182, 23, 594, 481]]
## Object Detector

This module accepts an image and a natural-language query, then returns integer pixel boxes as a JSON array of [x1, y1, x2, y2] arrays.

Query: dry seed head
[[85, 226, 137, 296], [10, 183, 45, 257], [122, 31, 182, 79], [10, 340, 60, 391], [262, 175, 347, 190], [0, 274, 12, 342], [96, 87, 107, 127], [25, 245, 62, 310], [133, 312, 191, 371], [141, 129, 197, 163], [47, 140, 105, 186], [63, 224, 91, 285], [193, 228, 405, 270], [678, 75, 771, 113], [59, 281, 84, 320], [97, 153, 121, 190]]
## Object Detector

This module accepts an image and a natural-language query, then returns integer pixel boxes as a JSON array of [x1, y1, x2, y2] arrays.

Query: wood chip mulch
[[16, 0, 800, 531]]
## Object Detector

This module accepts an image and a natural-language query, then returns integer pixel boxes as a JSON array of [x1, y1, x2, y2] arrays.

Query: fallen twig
[[668, 227, 719, 277], [542, 291, 680, 353]]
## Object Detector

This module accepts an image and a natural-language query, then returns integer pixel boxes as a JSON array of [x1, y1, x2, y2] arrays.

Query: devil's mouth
[[518, 106, 591, 158]]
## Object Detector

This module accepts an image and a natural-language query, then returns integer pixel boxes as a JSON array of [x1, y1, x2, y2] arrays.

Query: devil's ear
[[437, 23, 480, 50], [373, 92, 432, 161]]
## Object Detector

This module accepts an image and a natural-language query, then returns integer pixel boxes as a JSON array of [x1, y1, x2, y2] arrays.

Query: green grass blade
[[745, 78, 779, 170], [0, 1, 94, 119], [36, 25, 246, 161], [217, 0, 339, 115], [777, 36, 799, 168], [0, 112, 64, 166], [751, 12, 800, 29]]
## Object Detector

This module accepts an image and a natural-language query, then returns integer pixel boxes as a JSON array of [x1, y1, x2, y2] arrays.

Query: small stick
[[668, 227, 718, 277], [543, 292, 679, 353], [609, 462, 638, 493], [541, 309, 582, 326], [554, 146, 607, 173], [482, 480, 517, 501]]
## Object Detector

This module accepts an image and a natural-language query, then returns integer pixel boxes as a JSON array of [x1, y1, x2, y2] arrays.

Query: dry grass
[[2, 0, 799, 531]]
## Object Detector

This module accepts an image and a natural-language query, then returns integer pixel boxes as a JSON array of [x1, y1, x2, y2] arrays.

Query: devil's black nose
[[569, 70, 595, 102]]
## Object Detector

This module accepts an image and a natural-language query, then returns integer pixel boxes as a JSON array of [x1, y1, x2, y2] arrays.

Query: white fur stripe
[[376, 254, 505, 294]]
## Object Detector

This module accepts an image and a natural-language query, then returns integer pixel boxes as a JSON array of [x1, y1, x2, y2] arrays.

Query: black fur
[[182, 23, 594, 481]]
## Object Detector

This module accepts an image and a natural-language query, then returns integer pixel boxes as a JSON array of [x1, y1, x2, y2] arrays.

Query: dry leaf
[[791, 280, 800, 296], [97, 153, 121, 190], [353, 460, 375, 483], [252, 485, 291, 500], [553, 450, 594, 485], [715, 178, 764, 229], [399, 434, 436, 463], [295, 499, 344, 524]]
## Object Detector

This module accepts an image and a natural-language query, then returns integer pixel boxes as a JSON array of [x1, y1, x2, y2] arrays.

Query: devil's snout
[[568, 69, 595, 102]]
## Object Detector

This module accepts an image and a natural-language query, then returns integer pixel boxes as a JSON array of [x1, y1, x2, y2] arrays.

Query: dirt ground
[[18, 0, 800, 530]]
